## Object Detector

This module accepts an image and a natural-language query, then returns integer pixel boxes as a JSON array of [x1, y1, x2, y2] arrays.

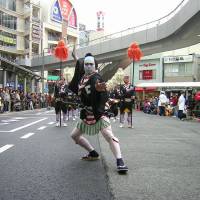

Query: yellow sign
[[0, 35, 16, 44]]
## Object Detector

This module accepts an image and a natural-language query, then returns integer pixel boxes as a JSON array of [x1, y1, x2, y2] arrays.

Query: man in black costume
[[68, 53, 128, 173], [119, 75, 135, 128], [54, 77, 68, 127]]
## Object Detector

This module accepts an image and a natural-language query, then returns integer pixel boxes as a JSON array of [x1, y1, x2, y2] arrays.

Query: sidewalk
[[99, 111, 200, 200]]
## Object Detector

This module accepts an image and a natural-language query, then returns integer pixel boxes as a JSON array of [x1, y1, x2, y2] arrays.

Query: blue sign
[[51, 0, 62, 23]]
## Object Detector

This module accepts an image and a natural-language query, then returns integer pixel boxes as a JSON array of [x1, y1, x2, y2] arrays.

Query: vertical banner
[[59, 0, 72, 21]]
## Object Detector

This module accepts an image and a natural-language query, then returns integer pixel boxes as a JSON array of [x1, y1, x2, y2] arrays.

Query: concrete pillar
[[3, 70, 7, 87], [15, 74, 18, 90], [24, 77, 27, 93], [31, 78, 35, 93]]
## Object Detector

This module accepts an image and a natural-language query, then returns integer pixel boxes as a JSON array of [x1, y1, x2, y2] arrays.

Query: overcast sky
[[71, 0, 183, 34]]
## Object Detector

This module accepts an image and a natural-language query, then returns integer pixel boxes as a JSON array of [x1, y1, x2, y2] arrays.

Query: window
[[164, 63, 192, 76], [0, 11, 17, 30], [139, 70, 156, 80], [0, 0, 16, 11], [48, 31, 61, 41], [0, 31, 17, 48]]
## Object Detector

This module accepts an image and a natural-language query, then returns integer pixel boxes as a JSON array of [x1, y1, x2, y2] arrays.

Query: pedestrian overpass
[[29, 0, 200, 81]]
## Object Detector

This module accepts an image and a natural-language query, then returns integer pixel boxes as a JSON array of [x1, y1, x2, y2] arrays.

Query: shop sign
[[139, 63, 156, 67], [32, 24, 41, 41], [164, 55, 193, 63], [0, 35, 16, 44], [51, 0, 77, 28], [51, 0, 63, 22]]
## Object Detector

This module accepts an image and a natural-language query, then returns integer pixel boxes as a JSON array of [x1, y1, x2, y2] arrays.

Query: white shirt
[[178, 94, 185, 110], [158, 94, 168, 106]]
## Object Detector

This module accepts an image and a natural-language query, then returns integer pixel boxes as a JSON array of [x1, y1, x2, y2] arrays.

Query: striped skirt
[[76, 117, 110, 135]]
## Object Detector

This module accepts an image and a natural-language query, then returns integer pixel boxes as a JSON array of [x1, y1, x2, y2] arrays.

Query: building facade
[[0, 0, 78, 61], [0, 0, 78, 92]]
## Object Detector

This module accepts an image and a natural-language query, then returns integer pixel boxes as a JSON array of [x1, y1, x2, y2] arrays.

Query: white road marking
[[48, 122, 55, 125], [35, 113, 42, 115], [0, 123, 9, 125], [20, 132, 35, 139], [9, 118, 47, 133], [37, 126, 46, 130], [13, 117, 25, 120], [0, 144, 14, 154], [2, 119, 19, 122]]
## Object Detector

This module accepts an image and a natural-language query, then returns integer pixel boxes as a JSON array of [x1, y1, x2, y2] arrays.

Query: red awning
[[135, 87, 156, 92]]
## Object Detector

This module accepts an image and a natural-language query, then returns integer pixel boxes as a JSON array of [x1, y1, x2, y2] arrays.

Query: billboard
[[51, 0, 77, 28]]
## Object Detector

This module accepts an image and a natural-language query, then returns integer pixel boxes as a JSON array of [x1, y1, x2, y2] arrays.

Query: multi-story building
[[0, 0, 78, 92], [124, 43, 200, 85], [0, 0, 78, 61]]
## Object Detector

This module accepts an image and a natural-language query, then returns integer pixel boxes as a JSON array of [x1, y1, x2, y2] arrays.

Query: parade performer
[[119, 75, 135, 128], [66, 89, 77, 121], [54, 77, 68, 127], [69, 53, 128, 173]]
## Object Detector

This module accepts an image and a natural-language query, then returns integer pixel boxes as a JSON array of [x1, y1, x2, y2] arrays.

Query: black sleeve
[[90, 74, 108, 120], [68, 59, 85, 94]]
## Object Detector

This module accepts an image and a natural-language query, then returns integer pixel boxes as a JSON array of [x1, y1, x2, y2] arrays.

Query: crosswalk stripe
[[48, 122, 55, 125], [0, 144, 14, 154], [20, 133, 35, 139], [37, 126, 46, 130], [9, 118, 47, 133]]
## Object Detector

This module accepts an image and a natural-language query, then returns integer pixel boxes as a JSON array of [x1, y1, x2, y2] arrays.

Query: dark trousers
[[178, 110, 186, 120], [159, 106, 165, 116], [55, 101, 67, 114]]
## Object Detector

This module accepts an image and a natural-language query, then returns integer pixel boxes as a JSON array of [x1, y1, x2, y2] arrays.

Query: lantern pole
[[59, 60, 62, 127], [132, 59, 135, 85]]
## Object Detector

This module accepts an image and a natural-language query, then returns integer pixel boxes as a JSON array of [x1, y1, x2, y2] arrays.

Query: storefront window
[[139, 70, 156, 80]]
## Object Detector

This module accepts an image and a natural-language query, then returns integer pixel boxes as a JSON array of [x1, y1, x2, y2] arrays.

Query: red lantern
[[127, 42, 143, 61], [54, 40, 69, 61], [127, 42, 143, 85]]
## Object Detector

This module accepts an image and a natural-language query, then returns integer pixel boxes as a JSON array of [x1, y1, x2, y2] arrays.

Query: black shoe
[[81, 150, 100, 161], [117, 165, 128, 173]]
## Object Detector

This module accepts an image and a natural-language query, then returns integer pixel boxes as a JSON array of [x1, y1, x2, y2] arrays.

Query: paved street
[[100, 111, 200, 200], [0, 109, 111, 200], [1, 109, 200, 200]]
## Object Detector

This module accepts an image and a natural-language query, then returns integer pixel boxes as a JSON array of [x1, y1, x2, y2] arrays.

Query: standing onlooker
[[3, 88, 11, 112], [170, 94, 178, 117], [158, 91, 168, 116], [178, 91, 186, 120]]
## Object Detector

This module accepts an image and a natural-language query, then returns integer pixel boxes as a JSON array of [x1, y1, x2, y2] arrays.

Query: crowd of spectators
[[0, 87, 53, 113], [140, 90, 200, 120]]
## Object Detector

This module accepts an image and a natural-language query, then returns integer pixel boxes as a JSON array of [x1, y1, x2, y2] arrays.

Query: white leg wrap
[[56, 114, 59, 122], [101, 126, 122, 159], [120, 113, 125, 124], [127, 112, 132, 125], [63, 113, 67, 122], [71, 128, 94, 152]]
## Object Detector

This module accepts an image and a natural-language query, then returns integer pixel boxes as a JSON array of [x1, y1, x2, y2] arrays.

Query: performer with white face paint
[[70, 53, 128, 173]]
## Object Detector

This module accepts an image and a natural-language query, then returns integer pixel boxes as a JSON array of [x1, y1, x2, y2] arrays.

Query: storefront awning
[[0, 56, 42, 79], [136, 82, 200, 88], [47, 75, 59, 81], [135, 87, 157, 92]]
